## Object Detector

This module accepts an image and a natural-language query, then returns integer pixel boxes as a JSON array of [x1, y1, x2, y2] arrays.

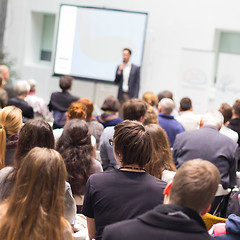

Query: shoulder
[[91, 159, 103, 173]]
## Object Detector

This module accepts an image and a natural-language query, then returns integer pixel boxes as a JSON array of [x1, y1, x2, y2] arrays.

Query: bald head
[[0, 65, 10, 82]]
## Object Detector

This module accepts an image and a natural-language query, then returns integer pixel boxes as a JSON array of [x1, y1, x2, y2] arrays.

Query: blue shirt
[[158, 113, 185, 147]]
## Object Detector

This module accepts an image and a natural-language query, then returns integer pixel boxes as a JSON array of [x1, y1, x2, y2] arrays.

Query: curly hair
[[56, 119, 93, 196], [67, 101, 87, 120]]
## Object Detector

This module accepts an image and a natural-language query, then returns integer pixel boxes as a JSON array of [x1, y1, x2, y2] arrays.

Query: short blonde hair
[[169, 159, 220, 213], [142, 92, 158, 107]]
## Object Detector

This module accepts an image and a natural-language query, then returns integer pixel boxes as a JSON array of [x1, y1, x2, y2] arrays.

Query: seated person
[[103, 159, 220, 240], [48, 75, 79, 129], [96, 96, 123, 128], [82, 120, 167, 240], [7, 80, 33, 122]]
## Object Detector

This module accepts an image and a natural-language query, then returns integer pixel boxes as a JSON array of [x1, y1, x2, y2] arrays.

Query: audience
[[102, 159, 220, 240], [176, 97, 200, 131], [56, 119, 102, 213], [158, 98, 185, 147], [99, 98, 148, 170], [0, 73, 7, 108], [0, 106, 22, 168], [48, 75, 79, 129], [7, 80, 34, 121], [173, 110, 238, 189], [0, 119, 76, 224], [142, 91, 158, 107], [219, 102, 238, 142], [143, 105, 158, 125], [96, 96, 123, 128], [145, 124, 176, 183], [25, 78, 53, 121], [82, 120, 166, 240], [78, 98, 103, 149], [0, 147, 73, 240]]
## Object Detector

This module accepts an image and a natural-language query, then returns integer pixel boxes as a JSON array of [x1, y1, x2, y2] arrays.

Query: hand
[[118, 63, 125, 72]]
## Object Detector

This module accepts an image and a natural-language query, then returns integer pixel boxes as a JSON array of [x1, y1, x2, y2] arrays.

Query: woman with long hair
[[56, 119, 102, 212], [0, 147, 73, 240], [0, 119, 76, 224], [145, 124, 176, 182], [0, 106, 22, 168]]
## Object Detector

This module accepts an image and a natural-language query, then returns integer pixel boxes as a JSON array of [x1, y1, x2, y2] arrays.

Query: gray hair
[[158, 98, 175, 114], [201, 110, 224, 129], [15, 80, 30, 96]]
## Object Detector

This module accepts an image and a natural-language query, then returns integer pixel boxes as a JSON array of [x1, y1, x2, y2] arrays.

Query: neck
[[119, 164, 146, 172], [232, 113, 240, 119]]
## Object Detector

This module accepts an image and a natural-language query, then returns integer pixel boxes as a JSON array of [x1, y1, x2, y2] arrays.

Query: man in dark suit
[[115, 48, 140, 103], [102, 159, 220, 240], [173, 110, 238, 189]]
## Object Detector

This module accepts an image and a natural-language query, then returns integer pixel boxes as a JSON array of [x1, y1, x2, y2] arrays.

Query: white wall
[[4, 0, 240, 113]]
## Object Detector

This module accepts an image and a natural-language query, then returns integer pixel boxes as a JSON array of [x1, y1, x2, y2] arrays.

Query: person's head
[[143, 105, 158, 125], [145, 124, 176, 178], [180, 97, 192, 112], [66, 101, 87, 120], [142, 92, 158, 107], [122, 98, 148, 122], [0, 65, 10, 82], [0, 106, 22, 169], [164, 159, 220, 214], [78, 98, 94, 119], [158, 98, 175, 114], [232, 99, 240, 118], [15, 119, 54, 169], [27, 79, 36, 93], [0, 147, 67, 240], [157, 90, 173, 103], [101, 96, 120, 113], [0, 73, 4, 88], [122, 48, 132, 63], [200, 110, 223, 130], [15, 80, 30, 97], [59, 75, 73, 91], [219, 103, 233, 124], [56, 119, 93, 196], [113, 120, 152, 168]]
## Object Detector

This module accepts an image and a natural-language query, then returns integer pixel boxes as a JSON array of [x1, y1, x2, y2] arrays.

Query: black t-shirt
[[82, 169, 166, 240]]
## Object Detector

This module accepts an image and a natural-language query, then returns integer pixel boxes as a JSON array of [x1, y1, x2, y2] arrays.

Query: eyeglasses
[[109, 139, 113, 146]]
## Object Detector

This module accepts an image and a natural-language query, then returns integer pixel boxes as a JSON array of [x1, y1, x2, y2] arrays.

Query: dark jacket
[[115, 64, 140, 100], [103, 204, 213, 240], [228, 118, 240, 146], [173, 125, 238, 189]]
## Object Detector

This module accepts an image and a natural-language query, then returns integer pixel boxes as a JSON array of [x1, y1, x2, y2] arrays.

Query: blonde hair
[[169, 159, 220, 213], [0, 147, 71, 240], [0, 106, 22, 169], [142, 92, 158, 107]]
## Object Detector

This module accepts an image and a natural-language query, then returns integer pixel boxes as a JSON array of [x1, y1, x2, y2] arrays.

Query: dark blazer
[[173, 125, 238, 189], [115, 64, 140, 100], [102, 204, 213, 240]]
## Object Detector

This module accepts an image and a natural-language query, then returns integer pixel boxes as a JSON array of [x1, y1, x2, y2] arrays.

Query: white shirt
[[176, 111, 201, 131], [220, 125, 238, 143], [122, 62, 132, 92]]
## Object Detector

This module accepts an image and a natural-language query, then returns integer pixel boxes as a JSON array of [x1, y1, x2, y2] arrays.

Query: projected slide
[[54, 5, 148, 82]]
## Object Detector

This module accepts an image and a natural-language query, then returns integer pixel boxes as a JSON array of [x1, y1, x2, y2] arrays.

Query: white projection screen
[[53, 5, 148, 82]]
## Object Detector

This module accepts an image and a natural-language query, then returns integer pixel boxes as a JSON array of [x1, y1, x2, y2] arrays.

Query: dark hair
[[56, 119, 93, 196], [180, 97, 192, 111], [0, 73, 3, 87], [233, 99, 240, 117], [113, 120, 152, 168], [219, 103, 233, 123], [101, 96, 120, 112], [78, 98, 94, 119], [157, 90, 173, 103], [122, 98, 148, 121], [145, 124, 176, 179], [15, 120, 55, 168], [59, 75, 73, 91], [123, 48, 132, 55]]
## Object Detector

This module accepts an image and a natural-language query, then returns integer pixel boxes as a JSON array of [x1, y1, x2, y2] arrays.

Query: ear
[[200, 204, 211, 216], [138, 115, 144, 123], [158, 105, 162, 113], [238, 194, 240, 205], [163, 181, 173, 204], [179, 106, 182, 112]]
